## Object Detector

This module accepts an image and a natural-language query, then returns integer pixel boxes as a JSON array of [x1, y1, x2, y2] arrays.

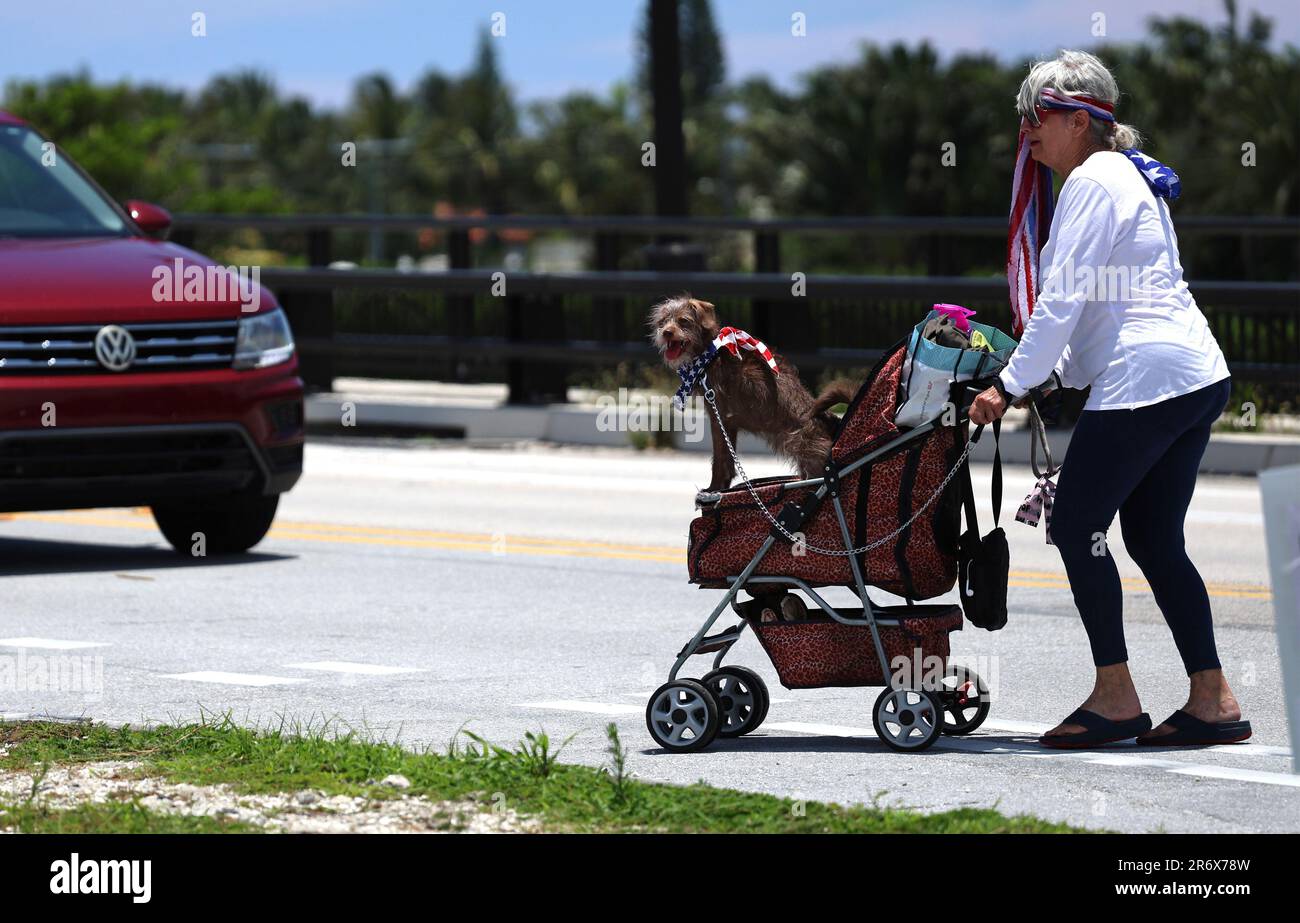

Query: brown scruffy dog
[[648, 293, 858, 492]]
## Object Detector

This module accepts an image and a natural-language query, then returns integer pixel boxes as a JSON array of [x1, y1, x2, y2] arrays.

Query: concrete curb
[[306, 391, 1300, 476]]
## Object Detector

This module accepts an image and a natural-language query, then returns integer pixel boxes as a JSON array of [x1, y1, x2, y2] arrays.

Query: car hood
[[0, 237, 279, 325]]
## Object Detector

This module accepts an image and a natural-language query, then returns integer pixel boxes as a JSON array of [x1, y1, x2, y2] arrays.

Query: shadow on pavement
[[641, 732, 1053, 757], [0, 536, 294, 577]]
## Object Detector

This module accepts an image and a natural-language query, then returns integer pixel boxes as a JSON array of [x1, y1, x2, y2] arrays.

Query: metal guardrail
[[170, 213, 1300, 406], [175, 212, 1300, 235], [261, 267, 1298, 403], [256, 267, 1300, 305]]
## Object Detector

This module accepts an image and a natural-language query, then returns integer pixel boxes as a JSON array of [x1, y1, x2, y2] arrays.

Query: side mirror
[[125, 200, 172, 238]]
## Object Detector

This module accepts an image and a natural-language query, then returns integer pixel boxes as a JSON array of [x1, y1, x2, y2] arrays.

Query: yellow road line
[[270, 517, 679, 554], [5, 509, 1271, 599]]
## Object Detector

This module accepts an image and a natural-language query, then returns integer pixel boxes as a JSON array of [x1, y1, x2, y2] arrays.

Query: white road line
[[566, 699, 1290, 759], [161, 671, 309, 687], [517, 701, 1300, 787], [1206, 742, 1293, 758], [1165, 764, 1300, 786], [0, 637, 109, 650], [981, 717, 1292, 758], [284, 661, 424, 676], [516, 700, 640, 716], [1018, 746, 1300, 787], [766, 719, 1300, 787]]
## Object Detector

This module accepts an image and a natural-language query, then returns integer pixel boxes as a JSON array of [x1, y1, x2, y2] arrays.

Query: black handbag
[[957, 418, 1010, 631]]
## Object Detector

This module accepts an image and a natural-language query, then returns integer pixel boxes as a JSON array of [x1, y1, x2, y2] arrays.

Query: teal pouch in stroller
[[896, 309, 1018, 427]]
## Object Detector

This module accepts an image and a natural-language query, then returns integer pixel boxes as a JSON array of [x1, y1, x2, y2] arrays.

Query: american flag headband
[[1029, 87, 1116, 123], [1007, 86, 1180, 338], [672, 326, 780, 410], [1029, 88, 1181, 202]]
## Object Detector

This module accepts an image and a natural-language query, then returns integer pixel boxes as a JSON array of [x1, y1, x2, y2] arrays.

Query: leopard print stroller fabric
[[687, 340, 966, 601]]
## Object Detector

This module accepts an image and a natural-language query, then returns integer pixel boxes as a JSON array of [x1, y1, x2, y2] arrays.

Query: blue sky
[[2, 0, 1296, 109]]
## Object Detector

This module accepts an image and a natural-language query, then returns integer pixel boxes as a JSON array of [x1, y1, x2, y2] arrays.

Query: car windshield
[[0, 124, 128, 238]]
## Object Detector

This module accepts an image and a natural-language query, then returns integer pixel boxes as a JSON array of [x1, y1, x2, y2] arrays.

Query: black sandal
[[1135, 709, 1252, 746], [1038, 708, 1152, 749]]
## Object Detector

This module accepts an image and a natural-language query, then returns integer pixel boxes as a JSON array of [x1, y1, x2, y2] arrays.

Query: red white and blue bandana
[[673, 326, 780, 410], [1007, 87, 1181, 337]]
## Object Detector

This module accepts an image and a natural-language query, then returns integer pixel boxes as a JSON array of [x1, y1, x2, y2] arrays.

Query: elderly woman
[[968, 50, 1251, 748]]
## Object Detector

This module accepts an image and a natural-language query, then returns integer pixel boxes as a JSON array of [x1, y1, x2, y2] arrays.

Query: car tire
[[152, 494, 280, 556]]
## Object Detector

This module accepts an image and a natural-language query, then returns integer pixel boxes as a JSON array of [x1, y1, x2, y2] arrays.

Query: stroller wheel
[[646, 679, 721, 753], [872, 687, 943, 752], [702, 666, 769, 737], [937, 665, 990, 735]]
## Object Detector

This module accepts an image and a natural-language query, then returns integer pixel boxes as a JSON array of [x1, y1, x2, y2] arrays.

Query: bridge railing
[[170, 214, 1300, 409]]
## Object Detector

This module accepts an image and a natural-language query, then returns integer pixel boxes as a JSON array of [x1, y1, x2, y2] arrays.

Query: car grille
[[0, 318, 238, 374], [0, 426, 265, 512], [0, 427, 260, 482]]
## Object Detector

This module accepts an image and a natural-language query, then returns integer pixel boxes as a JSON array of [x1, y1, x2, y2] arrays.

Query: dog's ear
[[691, 298, 718, 329]]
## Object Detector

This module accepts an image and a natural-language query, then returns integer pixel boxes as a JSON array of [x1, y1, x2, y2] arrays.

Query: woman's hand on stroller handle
[[960, 371, 1058, 426], [967, 385, 1007, 426]]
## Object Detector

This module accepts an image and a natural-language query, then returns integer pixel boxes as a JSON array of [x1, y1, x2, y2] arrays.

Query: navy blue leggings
[[1048, 377, 1232, 675]]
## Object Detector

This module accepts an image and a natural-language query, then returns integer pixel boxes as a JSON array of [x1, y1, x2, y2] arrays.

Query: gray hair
[[1015, 50, 1142, 151]]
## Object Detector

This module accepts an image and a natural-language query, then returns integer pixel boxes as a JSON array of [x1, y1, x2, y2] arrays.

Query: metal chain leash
[[701, 376, 976, 557]]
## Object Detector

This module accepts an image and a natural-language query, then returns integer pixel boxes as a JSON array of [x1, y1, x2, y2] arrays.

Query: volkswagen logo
[[94, 325, 137, 372]]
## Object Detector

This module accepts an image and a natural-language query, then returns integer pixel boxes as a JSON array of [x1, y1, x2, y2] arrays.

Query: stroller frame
[[666, 416, 948, 685], [651, 406, 989, 754]]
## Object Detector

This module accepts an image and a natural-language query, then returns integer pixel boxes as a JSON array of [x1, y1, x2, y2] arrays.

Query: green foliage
[[0, 3, 1292, 281], [1, 718, 1092, 833], [457, 728, 575, 778], [603, 722, 637, 808]]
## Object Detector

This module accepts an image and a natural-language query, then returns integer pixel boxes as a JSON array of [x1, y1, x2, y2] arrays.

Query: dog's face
[[648, 296, 718, 370]]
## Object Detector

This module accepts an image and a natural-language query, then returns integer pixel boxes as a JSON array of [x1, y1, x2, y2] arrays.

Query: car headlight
[[233, 308, 295, 370]]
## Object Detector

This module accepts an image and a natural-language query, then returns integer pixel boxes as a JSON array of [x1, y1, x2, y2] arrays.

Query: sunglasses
[[1019, 104, 1065, 128]]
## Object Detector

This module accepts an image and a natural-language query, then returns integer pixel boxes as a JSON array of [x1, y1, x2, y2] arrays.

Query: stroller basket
[[742, 600, 963, 689]]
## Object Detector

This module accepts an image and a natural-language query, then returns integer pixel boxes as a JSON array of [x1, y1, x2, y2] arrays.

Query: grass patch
[[0, 715, 1088, 834], [0, 800, 263, 834]]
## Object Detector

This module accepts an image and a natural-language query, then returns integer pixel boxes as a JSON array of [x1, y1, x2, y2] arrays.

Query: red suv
[[0, 112, 304, 554]]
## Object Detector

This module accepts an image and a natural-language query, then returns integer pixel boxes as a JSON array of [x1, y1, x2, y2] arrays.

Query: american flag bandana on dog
[[1007, 87, 1182, 337], [672, 326, 780, 410]]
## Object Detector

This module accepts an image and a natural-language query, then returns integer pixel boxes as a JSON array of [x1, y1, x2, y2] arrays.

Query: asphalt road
[[1, 436, 1295, 833]]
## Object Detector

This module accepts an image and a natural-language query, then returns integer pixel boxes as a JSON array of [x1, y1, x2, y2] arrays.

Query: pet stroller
[[645, 334, 1052, 753]]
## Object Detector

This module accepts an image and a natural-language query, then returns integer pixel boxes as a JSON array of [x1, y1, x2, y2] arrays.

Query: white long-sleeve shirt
[[999, 150, 1229, 411]]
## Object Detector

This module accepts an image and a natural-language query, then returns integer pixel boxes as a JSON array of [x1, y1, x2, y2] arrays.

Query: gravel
[[0, 762, 540, 834]]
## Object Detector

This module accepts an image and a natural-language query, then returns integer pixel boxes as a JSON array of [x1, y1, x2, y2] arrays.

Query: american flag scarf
[[1007, 87, 1182, 337], [672, 326, 780, 410]]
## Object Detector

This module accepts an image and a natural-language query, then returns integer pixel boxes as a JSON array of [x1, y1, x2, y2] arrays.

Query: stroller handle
[[957, 371, 1060, 416], [956, 374, 1059, 475]]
